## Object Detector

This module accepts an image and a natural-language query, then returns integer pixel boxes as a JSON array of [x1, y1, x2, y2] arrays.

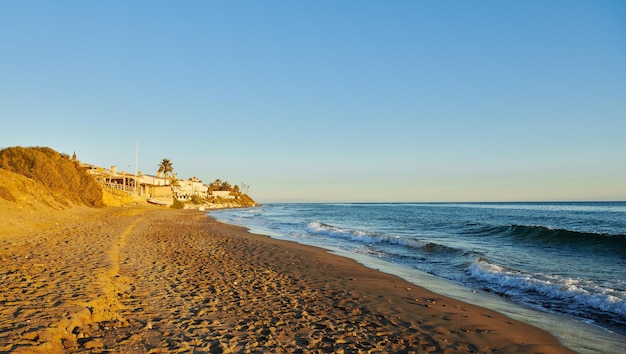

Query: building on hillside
[[136, 173, 175, 202], [84, 163, 213, 204], [85, 165, 137, 194], [210, 190, 235, 199], [173, 176, 209, 201], [145, 185, 174, 202]]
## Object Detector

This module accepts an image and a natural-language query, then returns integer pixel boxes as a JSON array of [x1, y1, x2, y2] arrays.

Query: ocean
[[209, 202, 626, 353]]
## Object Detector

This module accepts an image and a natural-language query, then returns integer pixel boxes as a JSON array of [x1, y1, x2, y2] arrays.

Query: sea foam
[[467, 259, 626, 319]]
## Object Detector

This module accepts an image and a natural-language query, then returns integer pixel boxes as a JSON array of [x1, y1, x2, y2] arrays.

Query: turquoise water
[[210, 202, 626, 352]]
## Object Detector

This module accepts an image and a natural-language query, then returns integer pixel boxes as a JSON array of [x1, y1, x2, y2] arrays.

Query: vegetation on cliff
[[206, 178, 257, 207], [0, 146, 103, 207], [171, 178, 258, 209]]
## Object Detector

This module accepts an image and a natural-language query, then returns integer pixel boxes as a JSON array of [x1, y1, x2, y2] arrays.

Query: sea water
[[209, 202, 626, 353]]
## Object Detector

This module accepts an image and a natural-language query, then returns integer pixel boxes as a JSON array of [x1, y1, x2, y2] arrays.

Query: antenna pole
[[134, 139, 139, 195]]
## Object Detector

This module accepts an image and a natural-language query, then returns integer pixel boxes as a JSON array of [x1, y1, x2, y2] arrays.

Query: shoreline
[[329, 247, 626, 354], [209, 216, 576, 353], [1, 206, 575, 352], [211, 205, 626, 353]]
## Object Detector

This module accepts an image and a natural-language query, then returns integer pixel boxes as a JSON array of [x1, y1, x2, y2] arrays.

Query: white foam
[[331, 250, 626, 354], [467, 259, 626, 318], [306, 221, 379, 244]]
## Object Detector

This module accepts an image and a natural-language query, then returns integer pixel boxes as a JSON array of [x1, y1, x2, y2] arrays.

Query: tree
[[220, 181, 232, 191], [209, 179, 222, 192], [157, 158, 174, 185]]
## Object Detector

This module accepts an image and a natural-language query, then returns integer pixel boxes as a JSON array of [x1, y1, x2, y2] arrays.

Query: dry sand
[[0, 205, 575, 353]]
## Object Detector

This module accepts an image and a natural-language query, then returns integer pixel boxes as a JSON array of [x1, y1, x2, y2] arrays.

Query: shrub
[[0, 146, 103, 207], [190, 194, 203, 205], [171, 199, 185, 209]]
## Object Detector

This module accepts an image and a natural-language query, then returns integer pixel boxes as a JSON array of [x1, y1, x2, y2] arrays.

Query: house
[[210, 190, 235, 199], [136, 172, 175, 203], [146, 185, 174, 202], [84, 163, 212, 205], [86, 165, 137, 194], [173, 176, 209, 201]]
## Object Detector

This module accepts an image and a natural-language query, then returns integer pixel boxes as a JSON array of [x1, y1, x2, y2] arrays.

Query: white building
[[173, 176, 209, 201], [85, 164, 212, 202], [210, 190, 235, 199]]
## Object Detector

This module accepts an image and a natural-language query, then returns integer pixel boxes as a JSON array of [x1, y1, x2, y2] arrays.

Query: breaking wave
[[467, 259, 626, 324], [462, 224, 626, 251], [306, 221, 462, 255]]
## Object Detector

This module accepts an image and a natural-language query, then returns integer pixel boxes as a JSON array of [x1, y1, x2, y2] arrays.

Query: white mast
[[134, 139, 139, 195]]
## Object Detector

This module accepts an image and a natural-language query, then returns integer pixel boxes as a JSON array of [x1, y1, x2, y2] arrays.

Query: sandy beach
[[0, 205, 575, 353]]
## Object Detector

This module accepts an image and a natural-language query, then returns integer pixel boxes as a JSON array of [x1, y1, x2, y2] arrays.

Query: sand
[[0, 205, 575, 353]]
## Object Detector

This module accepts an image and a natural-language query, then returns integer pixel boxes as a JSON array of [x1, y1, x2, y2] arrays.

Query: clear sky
[[1, 1, 625, 203]]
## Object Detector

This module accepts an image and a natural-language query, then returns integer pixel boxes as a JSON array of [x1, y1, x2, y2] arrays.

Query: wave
[[462, 224, 626, 249], [467, 259, 626, 322], [447, 202, 626, 213], [306, 222, 380, 243], [306, 222, 462, 255]]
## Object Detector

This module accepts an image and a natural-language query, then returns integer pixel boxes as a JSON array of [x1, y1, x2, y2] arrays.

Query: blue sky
[[1, 1, 625, 202]]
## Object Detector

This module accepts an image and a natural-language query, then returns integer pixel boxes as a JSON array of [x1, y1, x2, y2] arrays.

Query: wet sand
[[0, 206, 575, 353]]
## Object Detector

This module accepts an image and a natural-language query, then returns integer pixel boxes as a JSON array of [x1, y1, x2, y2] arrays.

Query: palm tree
[[157, 158, 174, 185], [169, 176, 180, 187]]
